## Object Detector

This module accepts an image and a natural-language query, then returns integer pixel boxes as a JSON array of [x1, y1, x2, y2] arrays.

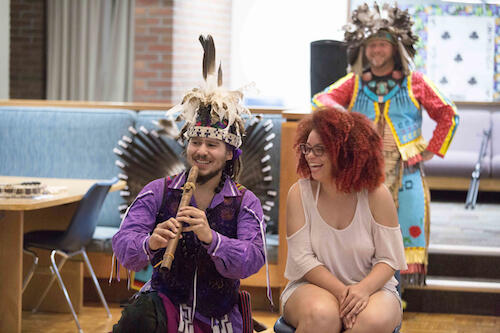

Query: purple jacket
[[112, 172, 266, 331]]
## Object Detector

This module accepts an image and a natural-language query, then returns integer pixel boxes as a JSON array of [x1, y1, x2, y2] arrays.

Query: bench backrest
[[422, 109, 492, 177], [0, 106, 136, 227]]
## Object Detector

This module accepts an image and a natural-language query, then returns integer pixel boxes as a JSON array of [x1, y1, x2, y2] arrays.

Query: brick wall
[[134, 0, 174, 103], [9, 0, 231, 103], [9, 0, 46, 99], [170, 0, 232, 104], [134, 0, 232, 104]]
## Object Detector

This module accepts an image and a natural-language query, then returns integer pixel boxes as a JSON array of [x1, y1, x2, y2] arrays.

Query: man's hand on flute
[[149, 218, 183, 251], [177, 206, 213, 245]]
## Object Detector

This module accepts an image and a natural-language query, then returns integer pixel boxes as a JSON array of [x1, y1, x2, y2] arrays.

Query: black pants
[[113, 292, 167, 333]]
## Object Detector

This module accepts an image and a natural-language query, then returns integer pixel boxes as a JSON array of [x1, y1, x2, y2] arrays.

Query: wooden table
[[0, 176, 125, 333]]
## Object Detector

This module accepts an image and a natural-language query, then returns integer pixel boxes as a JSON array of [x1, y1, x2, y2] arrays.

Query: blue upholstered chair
[[22, 178, 118, 333], [274, 271, 402, 333], [273, 316, 296, 333]]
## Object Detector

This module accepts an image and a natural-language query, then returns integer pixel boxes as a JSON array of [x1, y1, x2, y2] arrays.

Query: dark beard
[[195, 167, 224, 185]]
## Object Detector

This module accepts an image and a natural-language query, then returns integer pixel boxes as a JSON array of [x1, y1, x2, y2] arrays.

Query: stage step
[[427, 252, 500, 280], [407, 196, 500, 315], [404, 245, 500, 315], [429, 244, 500, 256], [406, 276, 500, 293]]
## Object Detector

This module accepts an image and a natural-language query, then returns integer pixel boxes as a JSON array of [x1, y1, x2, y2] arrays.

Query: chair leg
[[32, 250, 68, 313], [22, 249, 39, 293], [81, 249, 112, 318], [49, 250, 83, 333]]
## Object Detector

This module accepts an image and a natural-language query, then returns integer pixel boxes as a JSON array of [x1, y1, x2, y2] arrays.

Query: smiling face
[[186, 137, 233, 184], [365, 39, 396, 73], [304, 130, 332, 182]]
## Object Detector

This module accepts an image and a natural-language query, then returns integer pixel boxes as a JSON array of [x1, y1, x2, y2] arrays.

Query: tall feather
[[199, 35, 216, 85], [217, 62, 223, 87]]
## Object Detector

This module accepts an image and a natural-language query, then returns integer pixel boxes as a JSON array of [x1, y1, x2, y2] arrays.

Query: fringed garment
[[377, 114, 430, 287]]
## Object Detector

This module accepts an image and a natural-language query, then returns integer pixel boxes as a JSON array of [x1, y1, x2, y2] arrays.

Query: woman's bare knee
[[349, 291, 401, 333], [298, 301, 341, 331], [284, 284, 342, 333], [352, 311, 397, 333]]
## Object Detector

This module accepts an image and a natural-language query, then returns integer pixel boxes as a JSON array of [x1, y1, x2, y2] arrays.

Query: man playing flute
[[112, 35, 268, 333]]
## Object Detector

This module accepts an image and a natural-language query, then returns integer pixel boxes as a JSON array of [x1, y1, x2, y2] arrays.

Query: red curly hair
[[295, 107, 384, 193]]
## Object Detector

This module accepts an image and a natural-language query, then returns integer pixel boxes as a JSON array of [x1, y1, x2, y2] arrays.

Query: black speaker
[[310, 40, 348, 97]]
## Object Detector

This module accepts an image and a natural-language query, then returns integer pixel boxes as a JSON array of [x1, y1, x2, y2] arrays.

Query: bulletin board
[[404, 4, 500, 102]]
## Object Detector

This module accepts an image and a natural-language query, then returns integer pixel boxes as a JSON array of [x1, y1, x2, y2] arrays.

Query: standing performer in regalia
[[312, 3, 459, 287]]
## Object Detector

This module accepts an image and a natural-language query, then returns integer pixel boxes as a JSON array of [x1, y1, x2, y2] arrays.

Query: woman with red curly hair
[[280, 107, 407, 333]]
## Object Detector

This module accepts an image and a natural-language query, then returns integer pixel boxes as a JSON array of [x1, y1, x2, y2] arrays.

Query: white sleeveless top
[[281, 179, 407, 309]]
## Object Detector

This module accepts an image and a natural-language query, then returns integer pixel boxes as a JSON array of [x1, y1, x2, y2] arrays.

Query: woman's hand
[[340, 283, 370, 319], [148, 217, 182, 251], [342, 313, 356, 330], [176, 206, 213, 244], [333, 285, 349, 305], [339, 284, 357, 329]]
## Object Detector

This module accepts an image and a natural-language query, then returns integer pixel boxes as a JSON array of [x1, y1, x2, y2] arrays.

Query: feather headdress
[[344, 2, 419, 75], [165, 35, 250, 148]]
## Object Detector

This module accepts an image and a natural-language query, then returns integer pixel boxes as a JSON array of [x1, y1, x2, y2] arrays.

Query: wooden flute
[[160, 165, 199, 269]]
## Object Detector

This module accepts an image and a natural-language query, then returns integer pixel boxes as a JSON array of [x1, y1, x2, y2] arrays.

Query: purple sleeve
[[111, 179, 164, 272], [204, 190, 266, 279]]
